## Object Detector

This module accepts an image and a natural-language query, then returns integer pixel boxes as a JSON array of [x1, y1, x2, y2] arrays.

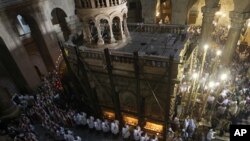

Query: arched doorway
[[16, 14, 54, 72], [51, 8, 71, 41], [112, 17, 121, 40], [99, 19, 110, 44]]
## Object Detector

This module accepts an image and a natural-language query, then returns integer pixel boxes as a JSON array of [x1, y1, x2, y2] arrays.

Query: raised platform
[[117, 32, 186, 59]]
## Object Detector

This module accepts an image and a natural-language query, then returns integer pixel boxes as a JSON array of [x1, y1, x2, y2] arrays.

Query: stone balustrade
[[127, 23, 187, 34], [75, 0, 127, 9], [65, 46, 179, 69]]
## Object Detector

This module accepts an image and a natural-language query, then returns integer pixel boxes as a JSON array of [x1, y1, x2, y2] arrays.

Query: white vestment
[[122, 125, 130, 139]]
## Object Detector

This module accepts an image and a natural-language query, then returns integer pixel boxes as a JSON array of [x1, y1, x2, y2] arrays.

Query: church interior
[[0, 0, 250, 141]]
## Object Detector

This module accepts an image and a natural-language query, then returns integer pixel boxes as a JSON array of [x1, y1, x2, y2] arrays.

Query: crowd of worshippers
[[1, 71, 162, 141], [211, 25, 228, 45], [207, 61, 250, 124]]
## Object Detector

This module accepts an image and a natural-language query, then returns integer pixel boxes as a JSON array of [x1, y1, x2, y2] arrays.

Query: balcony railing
[[127, 23, 187, 34], [75, 0, 127, 9], [65, 46, 179, 69]]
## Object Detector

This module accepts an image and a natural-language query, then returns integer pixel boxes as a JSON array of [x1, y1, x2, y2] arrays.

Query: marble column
[[222, 12, 248, 66], [200, 6, 220, 47], [105, 0, 110, 7], [90, 0, 96, 8], [119, 20, 126, 40], [109, 21, 116, 43], [95, 22, 105, 45], [123, 18, 130, 38]]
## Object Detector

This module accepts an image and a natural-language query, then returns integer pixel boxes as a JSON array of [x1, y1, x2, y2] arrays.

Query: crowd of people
[[1, 71, 163, 141], [175, 24, 250, 140]]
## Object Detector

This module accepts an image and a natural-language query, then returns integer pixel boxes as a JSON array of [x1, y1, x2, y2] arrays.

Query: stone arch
[[51, 8, 71, 41], [121, 8, 128, 16], [15, 14, 54, 72], [110, 11, 123, 20], [95, 14, 111, 23], [118, 90, 137, 113], [99, 18, 111, 44]]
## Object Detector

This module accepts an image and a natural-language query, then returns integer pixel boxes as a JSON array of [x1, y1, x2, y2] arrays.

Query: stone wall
[[0, 0, 78, 90]]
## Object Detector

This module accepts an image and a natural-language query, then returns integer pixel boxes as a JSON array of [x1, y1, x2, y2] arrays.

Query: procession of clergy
[[8, 72, 163, 141]]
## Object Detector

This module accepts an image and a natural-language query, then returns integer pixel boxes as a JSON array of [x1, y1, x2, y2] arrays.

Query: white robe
[[140, 134, 149, 141], [74, 136, 82, 141], [122, 126, 130, 139], [80, 113, 87, 125], [87, 117, 94, 129], [111, 122, 119, 134], [102, 121, 110, 133], [94, 120, 102, 131], [151, 137, 158, 141], [206, 130, 216, 140], [133, 129, 142, 140]]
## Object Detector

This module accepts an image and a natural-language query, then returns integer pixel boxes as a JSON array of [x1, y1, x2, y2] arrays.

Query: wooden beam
[[134, 52, 145, 127], [74, 46, 102, 118], [104, 48, 123, 126], [163, 55, 174, 141], [133, 51, 144, 126]]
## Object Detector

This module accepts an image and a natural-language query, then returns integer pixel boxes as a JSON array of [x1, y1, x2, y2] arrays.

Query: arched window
[[16, 15, 31, 35]]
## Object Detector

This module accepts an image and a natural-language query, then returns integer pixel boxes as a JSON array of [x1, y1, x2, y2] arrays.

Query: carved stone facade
[[75, 0, 129, 47], [64, 44, 179, 137]]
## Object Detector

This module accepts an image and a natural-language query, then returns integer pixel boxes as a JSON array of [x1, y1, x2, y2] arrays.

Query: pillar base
[[97, 38, 105, 45], [110, 37, 116, 44], [121, 34, 126, 41]]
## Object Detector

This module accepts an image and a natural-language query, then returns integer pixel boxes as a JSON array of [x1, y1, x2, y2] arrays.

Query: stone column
[[123, 18, 130, 38], [83, 21, 92, 44], [108, 21, 116, 43], [200, 6, 220, 47], [95, 22, 105, 45], [96, 0, 100, 7], [119, 19, 126, 40], [222, 12, 248, 65], [90, 0, 94, 8], [105, 0, 110, 7]]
